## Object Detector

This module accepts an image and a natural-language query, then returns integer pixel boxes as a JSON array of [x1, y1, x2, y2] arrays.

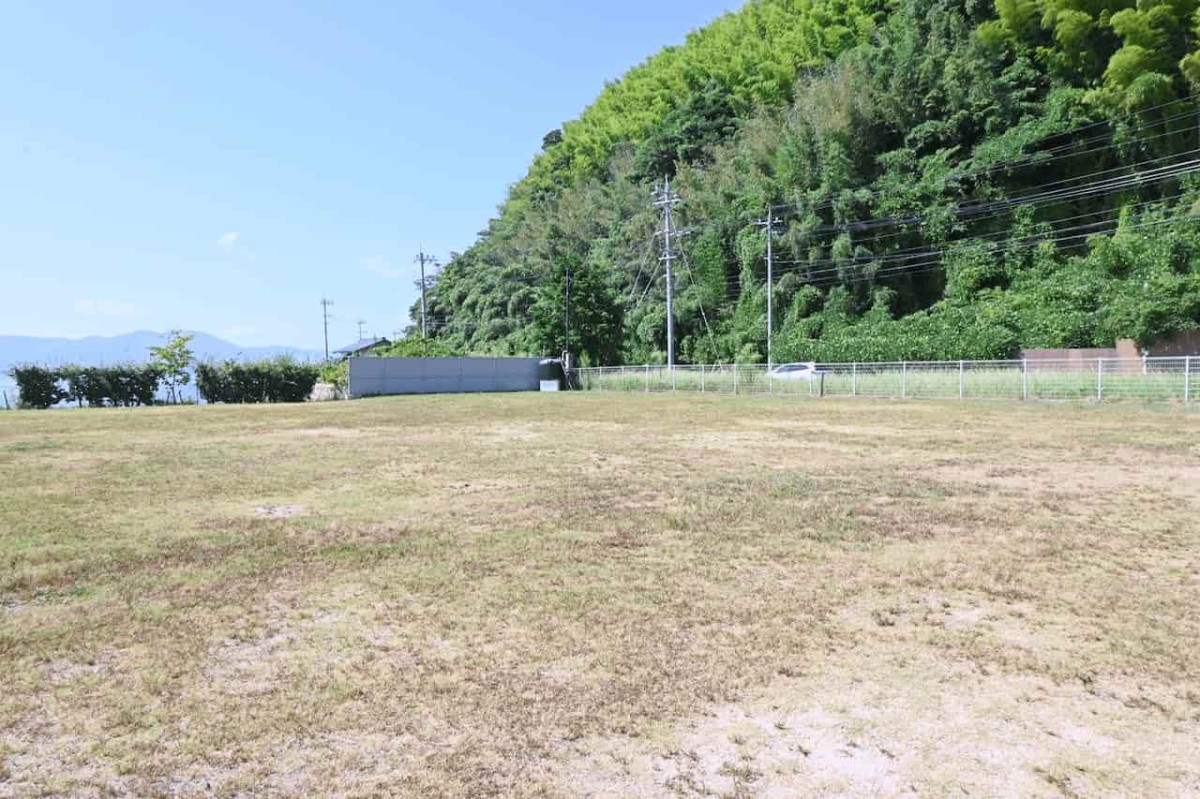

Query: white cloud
[[361, 255, 405, 279], [217, 231, 239, 250], [74, 299, 137, 317]]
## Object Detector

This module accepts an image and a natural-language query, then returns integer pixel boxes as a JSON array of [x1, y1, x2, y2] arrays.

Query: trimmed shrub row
[[9, 357, 321, 409], [195, 358, 320, 404], [8, 365, 163, 409]]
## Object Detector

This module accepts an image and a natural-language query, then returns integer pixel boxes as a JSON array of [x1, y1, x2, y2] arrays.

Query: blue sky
[[0, 1, 736, 349]]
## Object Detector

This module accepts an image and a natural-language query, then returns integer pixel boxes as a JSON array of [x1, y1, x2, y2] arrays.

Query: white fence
[[577, 357, 1196, 404]]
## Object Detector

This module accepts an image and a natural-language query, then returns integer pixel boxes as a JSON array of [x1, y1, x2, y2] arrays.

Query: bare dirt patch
[[556, 643, 1200, 798], [291, 427, 366, 439], [39, 657, 111, 685], [254, 503, 308, 518]]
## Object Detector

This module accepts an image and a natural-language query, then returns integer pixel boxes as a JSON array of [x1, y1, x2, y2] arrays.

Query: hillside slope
[[421, 0, 1200, 364]]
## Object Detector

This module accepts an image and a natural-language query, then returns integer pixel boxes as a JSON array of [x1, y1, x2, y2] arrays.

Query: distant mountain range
[[0, 331, 323, 391]]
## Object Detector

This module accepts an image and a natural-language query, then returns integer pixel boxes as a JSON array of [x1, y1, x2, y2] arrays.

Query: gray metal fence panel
[[348, 357, 542, 397]]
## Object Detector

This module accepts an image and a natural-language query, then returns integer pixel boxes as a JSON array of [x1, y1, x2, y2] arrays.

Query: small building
[[333, 337, 391, 360]]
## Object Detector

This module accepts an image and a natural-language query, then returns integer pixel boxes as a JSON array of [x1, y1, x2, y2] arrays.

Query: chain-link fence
[[577, 357, 1197, 405]]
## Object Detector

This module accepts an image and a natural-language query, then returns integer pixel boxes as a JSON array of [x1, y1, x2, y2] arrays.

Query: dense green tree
[[530, 244, 624, 365]]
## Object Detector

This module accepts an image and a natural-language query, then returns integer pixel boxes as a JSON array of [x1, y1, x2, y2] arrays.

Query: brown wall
[[1019, 332, 1200, 371], [1020, 339, 1140, 372]]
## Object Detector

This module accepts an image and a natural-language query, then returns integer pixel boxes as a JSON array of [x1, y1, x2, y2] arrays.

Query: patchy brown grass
[[1, 395, 1198, 797]]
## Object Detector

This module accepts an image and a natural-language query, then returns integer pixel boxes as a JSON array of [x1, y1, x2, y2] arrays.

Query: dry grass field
[[1, 394, 1198, 797]]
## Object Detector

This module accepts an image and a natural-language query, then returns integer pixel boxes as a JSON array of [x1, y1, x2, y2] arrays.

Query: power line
[[778, 150, 1200, 240], [765, 95, 1200, 218], [758, 105, 1200, 250], [783, 212, 1198, 288], [634, 262, 662, 307], [771, 190, 1191, 271], [637, 183, 1190, 328], [678, 247, 716, 348], [768, 158, 1190, 261], [708, 190, 1192, 296], [954, 154, 1200, 218], [626, 242, 658, 303]]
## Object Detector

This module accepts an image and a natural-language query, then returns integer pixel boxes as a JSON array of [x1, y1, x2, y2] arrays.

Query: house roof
[[333, 337, 391, 356]]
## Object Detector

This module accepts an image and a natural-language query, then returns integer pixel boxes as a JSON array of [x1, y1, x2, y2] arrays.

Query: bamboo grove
[[414, 0, 1200, 364]]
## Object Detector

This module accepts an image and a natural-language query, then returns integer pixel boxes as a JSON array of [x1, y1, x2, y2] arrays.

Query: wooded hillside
[[418, 0, 1200, 365]]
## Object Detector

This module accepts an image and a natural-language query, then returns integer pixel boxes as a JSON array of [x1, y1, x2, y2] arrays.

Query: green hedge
[[8, 365, 61, 409], [195, 358, 320, 404], [317, 359, 349, 392], [7, 364, 163, 409]]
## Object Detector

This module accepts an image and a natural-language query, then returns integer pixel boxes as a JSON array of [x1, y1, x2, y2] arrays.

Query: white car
[[768, 362, 831, 380]]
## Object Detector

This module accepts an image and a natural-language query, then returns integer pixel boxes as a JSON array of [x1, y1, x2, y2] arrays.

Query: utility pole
[[357, 319, 367, 340], [415, 249, 438, 339], [320, 297, 334, 363], [653, 177, 682, 373], [754, 207, 783, 370], [564, 261, 571, 357]]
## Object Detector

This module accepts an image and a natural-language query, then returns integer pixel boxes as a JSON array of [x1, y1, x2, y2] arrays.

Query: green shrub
[[376, 336, 462, 358], [195, 357, 320, 404], [318, 360, 349, 391], [8, 364, 163, 409], [8, 365, 62, 409], [110, 365, 164, 407]]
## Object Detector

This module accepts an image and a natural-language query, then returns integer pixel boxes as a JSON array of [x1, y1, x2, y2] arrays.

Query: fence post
[[958, 360, 965, 400], [700, 365, 705, 394], [1097, 358, 1104, 402], [1022, 359, 1029, 401], [733, 364, 739, 395], [645, 363, 649, 393], [852, 362, 858, 397], [901, 361, 907, 399], [1185, 356, 1192, 404]]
